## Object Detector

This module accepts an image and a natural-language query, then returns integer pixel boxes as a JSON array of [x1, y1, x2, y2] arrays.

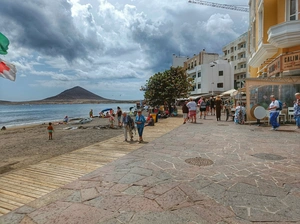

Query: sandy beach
[[0, 117, 123, 174]]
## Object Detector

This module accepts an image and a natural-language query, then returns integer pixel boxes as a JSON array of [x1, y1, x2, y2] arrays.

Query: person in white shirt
[[268, 95, 280, 130], [186, 98, 197, 123]]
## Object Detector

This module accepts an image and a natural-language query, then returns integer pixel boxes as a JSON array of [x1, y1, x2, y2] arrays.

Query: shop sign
[[267, 57, 281, 77], [282, 52, 300, 71]]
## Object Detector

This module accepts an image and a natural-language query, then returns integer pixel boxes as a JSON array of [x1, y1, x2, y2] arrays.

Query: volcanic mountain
[[43, 86, 108, 102]]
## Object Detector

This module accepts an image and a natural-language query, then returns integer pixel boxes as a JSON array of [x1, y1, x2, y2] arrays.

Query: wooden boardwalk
[[0, 117, 182, 216]]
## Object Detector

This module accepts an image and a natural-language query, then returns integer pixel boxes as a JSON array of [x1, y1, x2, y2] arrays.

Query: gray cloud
[[0, 0, 102, 62]]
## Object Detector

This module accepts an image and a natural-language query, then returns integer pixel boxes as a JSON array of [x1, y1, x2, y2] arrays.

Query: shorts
[[200, 108, 206, 112], [183, 113, 188, 119], [189, 110, 196, 117]]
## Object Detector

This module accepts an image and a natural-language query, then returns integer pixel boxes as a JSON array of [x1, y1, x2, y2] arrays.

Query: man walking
[[122, 112, 134, 141], [268, 95, 280, 130]]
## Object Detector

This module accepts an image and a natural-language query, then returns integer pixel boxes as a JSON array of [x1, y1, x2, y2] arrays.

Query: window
[[198, 72, 201, 77], [286, 0, 298, 21], [198, 83, 201, 89], [234, 66, 237, 70], [217, 83, 223, 88], [219, 71, 223, 76]]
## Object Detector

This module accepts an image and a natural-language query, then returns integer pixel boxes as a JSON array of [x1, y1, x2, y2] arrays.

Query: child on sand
[[109, 113, 115, 128], [47, 122, 54, 140]]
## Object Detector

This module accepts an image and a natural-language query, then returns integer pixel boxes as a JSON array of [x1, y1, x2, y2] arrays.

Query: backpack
[[276, 100, 283, 111], [200, 101, 207, 109]]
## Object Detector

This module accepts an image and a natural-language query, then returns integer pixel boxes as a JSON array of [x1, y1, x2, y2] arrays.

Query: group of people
[[269, 93, 300, 130], [121, 110, 146, 143], [182, 96, 226, 124]]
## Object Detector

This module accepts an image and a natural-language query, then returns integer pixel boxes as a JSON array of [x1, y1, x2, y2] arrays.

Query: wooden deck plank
[[0, 179, 51, 194], [0, 177, 56, 191], [2, 174, 62, 188]]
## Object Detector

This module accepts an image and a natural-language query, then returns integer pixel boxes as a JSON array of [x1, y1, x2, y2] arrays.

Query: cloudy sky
[[0, 0, 248, 101]]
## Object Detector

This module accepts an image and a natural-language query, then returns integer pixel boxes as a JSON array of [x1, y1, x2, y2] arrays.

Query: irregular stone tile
[[178, 183, 208, 202], [199, 183, 227, 203], [130, 167, 153, 176], [102, 172, 128, 182], [204, 204, 235, 219], [170, 206, 208, 223], [27, 189, 74, 209], [118, 173, 145, 184], [257, 180, 289, 199], [282, 194, 300, 210], [123, 186, 145, 196], [183, 205, 223, 223], [19, 215, 37, 224], [228, 182, 261, 195], [129, 211, 189, 224], [276, 207, 300, 222], [153, 171, 173, 181], [134, 176, 163, 187], [0, 212, 25, 224], [114, 211, 135, 223], [107, 183, 130, 194], [44, 203, 115, 224], [151, 161, 175, 170], [189, 178, 214, 191], [28, 201, 73, 224], [224, 192, 285, 212], [81, 188, 99, 202], [62, 180, 101, 190], [234, 169, 252, 177], [84, 195, 133, 212], [63, 190, 82, 203], [120, 196, 163, 212], [15, 206, 36, 214], [155, 187, 187, 210], [146, 182, 179, 196]]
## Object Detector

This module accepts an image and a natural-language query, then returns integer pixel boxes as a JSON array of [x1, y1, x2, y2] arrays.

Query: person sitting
[[63, 116, 69, 124], [234, 102, 246, 124], [145, 115, 154, 126]]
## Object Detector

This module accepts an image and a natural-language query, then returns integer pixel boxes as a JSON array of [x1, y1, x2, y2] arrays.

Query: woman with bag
[[135, 110, 146, 143]]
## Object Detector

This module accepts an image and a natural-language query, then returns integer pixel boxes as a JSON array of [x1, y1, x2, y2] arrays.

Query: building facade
[[248, 0, 300, 78], [222, 32, 248, 89], [172, 54, 189, 68], [184, 50, 234, 96]]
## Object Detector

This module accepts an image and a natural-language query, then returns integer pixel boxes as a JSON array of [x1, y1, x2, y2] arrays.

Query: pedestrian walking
[[268, 95, 280, 130], [199, 97, 207, 119], [135, 110, 146, 143], [122, 112, 134, 141], [186, 98, 197, 123], [182, 101, 189, 124], [117, 106, 122, 127], [294, 92, 300, 129], [215, 96, 222, 121]]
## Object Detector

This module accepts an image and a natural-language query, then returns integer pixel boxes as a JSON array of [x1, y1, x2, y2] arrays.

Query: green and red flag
[[0, 59, 17, 81], [0, 33, 9, 55]]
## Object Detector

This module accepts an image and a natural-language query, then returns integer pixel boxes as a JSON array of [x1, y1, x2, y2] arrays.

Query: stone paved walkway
[[1, 115, 299, 224]]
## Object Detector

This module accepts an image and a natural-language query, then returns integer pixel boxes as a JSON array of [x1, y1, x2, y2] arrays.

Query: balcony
[[268, 20, 300, 48], [248, 43, 277, 67]]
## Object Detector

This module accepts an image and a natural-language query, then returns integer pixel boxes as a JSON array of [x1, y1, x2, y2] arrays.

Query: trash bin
[[150, 113, 157, 123]]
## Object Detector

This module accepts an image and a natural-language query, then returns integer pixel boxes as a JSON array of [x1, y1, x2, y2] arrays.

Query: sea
[[0, 103, 136, 128]]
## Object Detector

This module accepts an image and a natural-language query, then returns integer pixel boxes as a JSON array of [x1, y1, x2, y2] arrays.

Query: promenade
[[1, 114, 299, 224]]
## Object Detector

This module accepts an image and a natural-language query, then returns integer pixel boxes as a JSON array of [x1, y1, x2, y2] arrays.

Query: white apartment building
[[172, 54, 189, 67], [222, 32, 248, 89], [184, 50, 234, 96]]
